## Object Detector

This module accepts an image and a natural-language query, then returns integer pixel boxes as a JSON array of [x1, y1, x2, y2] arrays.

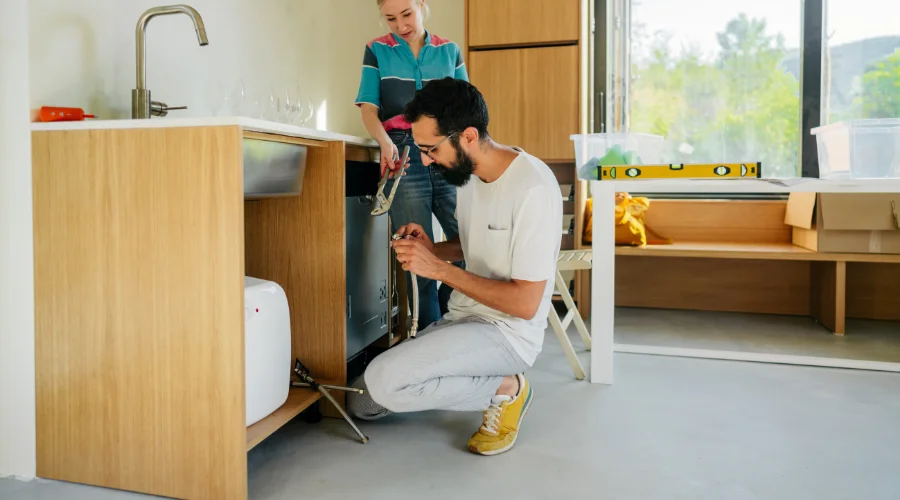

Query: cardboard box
[[784, 192, 900, 254]]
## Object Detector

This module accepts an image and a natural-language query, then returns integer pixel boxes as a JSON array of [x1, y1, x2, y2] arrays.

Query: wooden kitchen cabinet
[[466, 0, 580, 48], [30, 120, 387, 500], [469, 45, 580, 161]]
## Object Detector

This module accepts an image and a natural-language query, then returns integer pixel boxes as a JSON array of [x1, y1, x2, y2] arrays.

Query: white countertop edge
[[30, 116, 379, 148], [589, 178, 900, 193]]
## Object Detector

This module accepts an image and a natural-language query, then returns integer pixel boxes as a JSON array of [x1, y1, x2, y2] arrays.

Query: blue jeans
[[386, 129, 463, 327]]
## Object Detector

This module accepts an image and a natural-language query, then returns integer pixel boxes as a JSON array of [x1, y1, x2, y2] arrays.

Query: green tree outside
[[855, 49, 900, 119], [629, 14, 899, 178]]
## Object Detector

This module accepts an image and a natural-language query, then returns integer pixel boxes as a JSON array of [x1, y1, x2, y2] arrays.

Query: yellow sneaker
[[467, 374, 533, 456]]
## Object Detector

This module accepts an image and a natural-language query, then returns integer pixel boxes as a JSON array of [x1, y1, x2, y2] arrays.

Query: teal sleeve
[[355, 46, 381, 108], [454, 46, 469, 82]]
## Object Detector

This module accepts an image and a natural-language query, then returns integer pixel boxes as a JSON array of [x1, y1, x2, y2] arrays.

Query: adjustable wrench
[[370, 145, 411, 216]]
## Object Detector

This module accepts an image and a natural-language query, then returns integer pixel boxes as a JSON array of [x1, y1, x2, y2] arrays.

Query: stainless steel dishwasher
[[345, 159, 393, 360]]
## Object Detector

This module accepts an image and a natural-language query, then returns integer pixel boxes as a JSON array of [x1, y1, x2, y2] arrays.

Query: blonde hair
[[377, 0, 430, 21]]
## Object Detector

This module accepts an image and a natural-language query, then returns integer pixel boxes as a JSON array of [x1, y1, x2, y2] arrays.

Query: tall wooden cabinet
[[468, 45, 580, 161], [466, 0, 586, 163], [467, 0, 581, 48], [466, 0, 591, 314]]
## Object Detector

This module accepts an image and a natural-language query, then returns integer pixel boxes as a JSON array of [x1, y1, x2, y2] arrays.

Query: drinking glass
[[292, 86, 315, 127], [231, 79, 246, 116]]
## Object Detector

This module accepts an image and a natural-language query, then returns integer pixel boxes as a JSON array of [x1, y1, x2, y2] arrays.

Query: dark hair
[[403, 77, 490, 140]]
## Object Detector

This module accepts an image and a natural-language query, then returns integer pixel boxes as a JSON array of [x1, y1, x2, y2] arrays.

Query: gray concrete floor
[[617, 307, 900, 363], [4, 319, 900, 500]]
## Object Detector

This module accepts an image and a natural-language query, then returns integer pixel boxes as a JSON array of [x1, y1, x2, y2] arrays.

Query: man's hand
[[392, 236, 446, 280], [392, 223, 546, 320], [395, 223, 464, 263], [394, 223, 434, 252]]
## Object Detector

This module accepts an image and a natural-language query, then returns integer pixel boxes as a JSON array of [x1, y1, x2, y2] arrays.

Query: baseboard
[[0, 473, 36, 482], [614, 343, 900, 373]]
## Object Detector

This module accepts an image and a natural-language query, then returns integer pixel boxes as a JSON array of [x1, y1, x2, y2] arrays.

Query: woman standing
[[355, 0, 468, 328]]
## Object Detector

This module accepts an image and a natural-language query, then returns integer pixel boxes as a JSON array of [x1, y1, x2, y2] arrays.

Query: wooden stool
[[549, 250, 593, 380]]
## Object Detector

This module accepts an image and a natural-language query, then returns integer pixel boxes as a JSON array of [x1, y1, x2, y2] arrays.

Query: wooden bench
[[573, 199, 900, 334]]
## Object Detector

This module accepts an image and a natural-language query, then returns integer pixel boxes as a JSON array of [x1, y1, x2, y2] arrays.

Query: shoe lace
[[481, 403, 503, 434]]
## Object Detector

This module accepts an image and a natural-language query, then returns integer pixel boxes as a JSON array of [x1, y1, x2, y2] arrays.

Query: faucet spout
[[133, 4, 208, 118]]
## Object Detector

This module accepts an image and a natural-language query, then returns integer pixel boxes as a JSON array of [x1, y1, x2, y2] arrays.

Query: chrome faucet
[[132, 5, 209, 119]]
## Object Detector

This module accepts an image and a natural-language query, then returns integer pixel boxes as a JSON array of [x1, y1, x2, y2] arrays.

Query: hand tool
[[370, 145, 411, 216], [290, 358, 369, 443], [596, 162, 762, 180]]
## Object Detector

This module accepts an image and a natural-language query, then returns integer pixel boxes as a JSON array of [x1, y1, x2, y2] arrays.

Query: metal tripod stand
[[290, 359, 369, 443]]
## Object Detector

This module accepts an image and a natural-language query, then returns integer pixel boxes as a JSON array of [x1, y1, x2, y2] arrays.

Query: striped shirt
[[355, 31, 468, 131]]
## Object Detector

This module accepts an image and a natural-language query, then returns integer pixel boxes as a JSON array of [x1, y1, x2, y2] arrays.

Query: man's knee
[[363, 352, 412, 413]]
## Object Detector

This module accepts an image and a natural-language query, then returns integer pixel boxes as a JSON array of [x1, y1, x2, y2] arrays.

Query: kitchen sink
[[242, 136, 308, 199]]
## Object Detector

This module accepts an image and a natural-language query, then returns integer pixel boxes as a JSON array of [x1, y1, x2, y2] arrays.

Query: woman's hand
[[379, 141, 400, 177]]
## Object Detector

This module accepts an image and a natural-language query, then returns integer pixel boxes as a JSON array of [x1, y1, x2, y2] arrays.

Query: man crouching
[[348, 77, 563, 456]]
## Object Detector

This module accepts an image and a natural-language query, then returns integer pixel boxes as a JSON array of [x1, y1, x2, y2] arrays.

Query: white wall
[[2, 0, 462, 482], [29, 0, 464, 138], [1, 0, 37, 480], [309, 0, 466, 137]]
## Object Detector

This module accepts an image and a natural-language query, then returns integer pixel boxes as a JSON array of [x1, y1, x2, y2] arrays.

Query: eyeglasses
[[416, 132, 458, 161]]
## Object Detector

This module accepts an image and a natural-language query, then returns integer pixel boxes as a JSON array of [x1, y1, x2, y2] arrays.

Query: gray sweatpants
[[346, 316, 531, 420]]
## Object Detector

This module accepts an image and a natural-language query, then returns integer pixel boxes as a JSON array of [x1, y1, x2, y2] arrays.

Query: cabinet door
[[467, 0, 580, 48], [469, 45, 579, 161]]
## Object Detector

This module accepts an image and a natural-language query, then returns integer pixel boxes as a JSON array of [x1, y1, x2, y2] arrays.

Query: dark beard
[[434, 140, 475, 187]]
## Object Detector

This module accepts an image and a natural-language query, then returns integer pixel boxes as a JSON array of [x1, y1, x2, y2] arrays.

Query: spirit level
[[598, 162, 762, 181]]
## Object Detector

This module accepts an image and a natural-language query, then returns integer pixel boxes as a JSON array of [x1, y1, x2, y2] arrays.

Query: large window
[[822, 0, 900, 124], [596, 0, 900, 180]]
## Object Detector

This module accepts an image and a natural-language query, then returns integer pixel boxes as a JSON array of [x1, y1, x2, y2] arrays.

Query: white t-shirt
[[445, 148, 563, 366]]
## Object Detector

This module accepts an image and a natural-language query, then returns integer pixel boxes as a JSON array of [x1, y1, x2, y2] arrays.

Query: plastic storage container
[[570, 133, 666, 180], [810, 119, 900, 179]]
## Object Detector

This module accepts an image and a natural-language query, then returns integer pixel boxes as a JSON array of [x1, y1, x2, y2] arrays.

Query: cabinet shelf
[[246, 387, 322, 451]]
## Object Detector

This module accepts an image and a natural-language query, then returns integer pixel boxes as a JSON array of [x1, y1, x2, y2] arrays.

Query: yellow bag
[[583, 193, 670, 246]]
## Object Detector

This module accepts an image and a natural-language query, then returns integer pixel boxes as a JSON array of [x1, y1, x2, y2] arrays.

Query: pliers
[[370, 145, 411, 216]]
